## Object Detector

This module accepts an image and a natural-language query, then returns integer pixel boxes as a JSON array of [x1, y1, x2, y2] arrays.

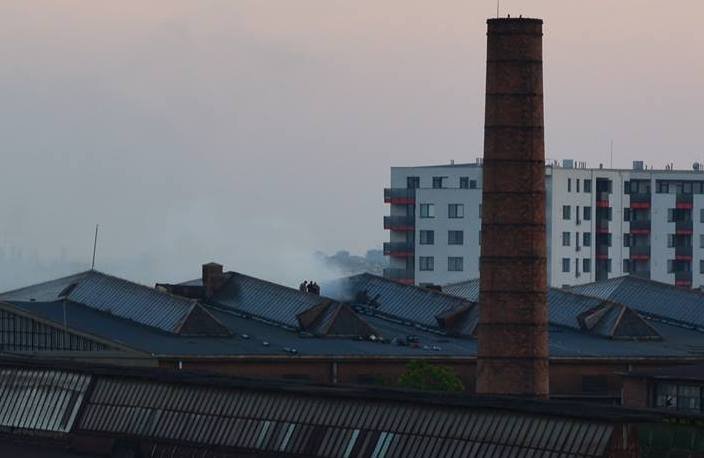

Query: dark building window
[[562, 258, 570, 273], [420, 204, 435, 218], [470, 180, 477, 189], [668, 260, 691, 273], [567, 178, 572, 192], [584, 206, 592, 221], [700, 260, 704, 274], [419, 230, 434, 245], [406, 176, 420, 189], [583, 258, 591, 273], [448, 204, 464, 218], [583, 232, 592, 247], [419, 256, 434, 271], [624, 234, 632, 247], [448, 257, 463, 272], [700, 209, 704, 223], [448, 230, 464, 245], [624, 181, 631, 194], [562, 232, 570, 247], [584, 179, 592, 193], [624, 208, 631, 222], [623, 259, 631, 273], [432, 177, 444, 188], [563, 205, 571, 220], [668, 208, 692, 223], [459, 177, 469, 189], [576, 179, 580, 193], [656, 383, 702, 412]]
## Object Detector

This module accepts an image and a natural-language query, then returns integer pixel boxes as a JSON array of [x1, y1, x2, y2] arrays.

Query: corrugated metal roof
[[75, 373, 617, 457], [1, 271, 198, 334], [0, 368, 91, 433], [211, 273, 328, 328], [571, 276, 704, 330], [323, 274, 470, 329]]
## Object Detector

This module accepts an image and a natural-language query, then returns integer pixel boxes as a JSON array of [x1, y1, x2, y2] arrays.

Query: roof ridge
[[352, 273, 472, 304], [0, 271, 92, 297], [224, 271, 336, 302]]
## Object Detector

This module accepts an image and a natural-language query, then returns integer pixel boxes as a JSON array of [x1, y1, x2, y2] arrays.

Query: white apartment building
[[384, 160, 704, 288]]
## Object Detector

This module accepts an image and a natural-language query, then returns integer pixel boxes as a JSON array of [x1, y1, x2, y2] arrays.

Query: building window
[[623, 259, 631, 273], [700, 260, 704, 274], [562, 258, 570, 273], [655, 383, 678, 409], [432, 177, 444, 188], [420, 204, 435, 218], [607, 259, 612, 273], [624, 208, 631, 222], [406, 176, 420, 189], [668, 234, 676, 248], [567, 178, 572, 192], [448, 230, 464, 245], [459, 177, 469, 189], [668, 208, 692, 223], [448, 257, 464, 272], [583, 258, 591, 273], [583, 232, 591, 247], [584, 179, 592, 193], [576, 179, 580, 193], [668, 260, 691, 273], [563, 205, 571, 220], [700, 235, 704, 249], [448, 204, 464, 219], [562, 232, 571, 247], [470, 180, 477, 189], [701, 209, 704, 223], [624, 181, 631, 194], [419, 230, 434, 245], [624, 234, 632, 247], [584, 206, 592, 221], [419, 256, 434, 271]]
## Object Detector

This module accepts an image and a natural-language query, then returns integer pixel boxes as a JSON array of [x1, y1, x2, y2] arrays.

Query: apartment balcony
[[629, 245, 650, 260], [629, 192, 651, 208], [676, 193, 694, 209], [596, 192, 610, 208], [384, 188, 416, 205], [629, 220, 651, 233], [595, 221, 610, 234], [383, 268, 414, 285], [676, 220, 693, 234], [675, 245, 693, 259], [383, 242, 414, 257], [675, 270, 692, 288], [595, 244, 609, 259], [383, 216, 415, 231]]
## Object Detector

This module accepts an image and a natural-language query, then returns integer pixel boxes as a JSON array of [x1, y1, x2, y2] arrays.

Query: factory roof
[[0, 357, 663, 457], [1, 271, 704, 361]]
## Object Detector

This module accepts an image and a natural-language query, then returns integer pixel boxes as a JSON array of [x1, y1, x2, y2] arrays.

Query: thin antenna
[[610, 139, 614, 169], [91, 224, 99, 270]]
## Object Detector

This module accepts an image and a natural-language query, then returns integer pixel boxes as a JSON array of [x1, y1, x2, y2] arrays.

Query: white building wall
[[386, 162, 704, 288]]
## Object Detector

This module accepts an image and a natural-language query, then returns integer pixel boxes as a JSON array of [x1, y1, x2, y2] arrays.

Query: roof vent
[[633, 161, 644, 171], [562, 159, 574, 168]]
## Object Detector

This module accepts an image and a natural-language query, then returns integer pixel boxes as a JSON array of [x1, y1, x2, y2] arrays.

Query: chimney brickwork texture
[[477, 18, 549, 398]]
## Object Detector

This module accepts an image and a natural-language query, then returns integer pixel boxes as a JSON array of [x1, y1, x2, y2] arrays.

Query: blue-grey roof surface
[[323, 273, 470, 329], [0, 271, 197, 334], [209, 273, 327, 328], [570, 276, 704, 330]]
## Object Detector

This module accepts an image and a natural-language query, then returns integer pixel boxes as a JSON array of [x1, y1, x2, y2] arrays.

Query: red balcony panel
[[631, 202, 650, 209], [397, 279, 414, 285], [388, 198, 415, 205], [596, 200, 609, 208], [630, 255, 650, 261], [676, 229, 693, 235], [676, 280, 692, 288], [596, 228, 610, 234], [388, 252, 413, 258], [676, 202, 693, 209], [675, 255, 693, 261], [596, 254, 609, 260]]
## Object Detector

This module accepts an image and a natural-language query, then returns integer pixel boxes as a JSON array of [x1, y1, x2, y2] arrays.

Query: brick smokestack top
[[477, 17, 549, 398]]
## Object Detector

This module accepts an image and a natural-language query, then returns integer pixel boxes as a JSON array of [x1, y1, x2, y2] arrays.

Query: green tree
[[397, 361, 465, 393]]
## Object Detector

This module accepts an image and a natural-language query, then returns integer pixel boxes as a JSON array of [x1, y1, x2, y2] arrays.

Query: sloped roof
[[208, 272, 329, 328], [570, 275, 704, 330], [297, 302, 381, 338], [0, 271, 227, 335], [442, 279, 662, 339], [323, 273, 470, 329]]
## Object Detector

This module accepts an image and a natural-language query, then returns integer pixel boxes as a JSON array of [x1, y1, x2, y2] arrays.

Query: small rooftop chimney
[[202, 262, 226, 298], [477, 17, 549, 399]]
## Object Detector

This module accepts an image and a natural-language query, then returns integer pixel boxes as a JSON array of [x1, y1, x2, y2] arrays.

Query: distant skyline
[[1, 1, 702, 287]]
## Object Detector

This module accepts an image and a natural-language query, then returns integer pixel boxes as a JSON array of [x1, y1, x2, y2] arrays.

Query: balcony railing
[[629, 220, 651, 232], [383, 268, 414, 284], [596, 192, 610, 207], [383, 242, 414, 256], [629, 245, 650, 259], [384, 188, 416, 204], [675, 245, 693, 259], [383, 216, 415, 231]]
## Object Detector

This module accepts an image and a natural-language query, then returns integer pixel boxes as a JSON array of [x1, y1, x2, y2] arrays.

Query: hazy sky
[[1, 1, 702, 286]]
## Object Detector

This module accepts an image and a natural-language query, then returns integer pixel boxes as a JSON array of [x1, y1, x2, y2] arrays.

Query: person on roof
[[299, 281, 308, 292]]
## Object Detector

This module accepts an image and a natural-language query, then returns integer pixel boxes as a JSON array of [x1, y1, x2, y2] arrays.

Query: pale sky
[[0, 1, 702, 286]]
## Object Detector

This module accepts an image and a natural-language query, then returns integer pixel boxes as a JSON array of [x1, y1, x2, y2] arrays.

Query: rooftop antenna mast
[[610, 139, 614, 169], [91, 224, 99, 270]]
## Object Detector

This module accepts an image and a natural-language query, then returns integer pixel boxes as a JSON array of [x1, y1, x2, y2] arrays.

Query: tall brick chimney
[[477, 17, 549, 398]]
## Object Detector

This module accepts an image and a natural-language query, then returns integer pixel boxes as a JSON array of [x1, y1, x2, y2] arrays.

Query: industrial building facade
[[384, 161, 704, 288]]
